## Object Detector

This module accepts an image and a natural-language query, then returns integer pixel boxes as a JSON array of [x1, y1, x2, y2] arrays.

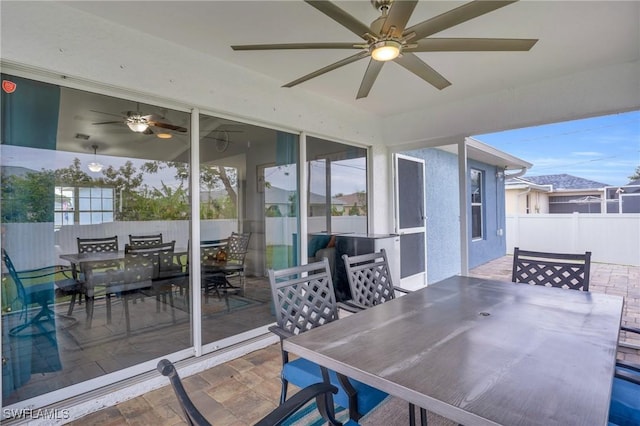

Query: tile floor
[[66, 256, 640, 425]]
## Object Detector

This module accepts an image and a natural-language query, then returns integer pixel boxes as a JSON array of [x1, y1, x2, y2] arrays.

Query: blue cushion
[[283, 357, 387, 417], [609, 367, 640, 426], [308, 235, 331, 258]]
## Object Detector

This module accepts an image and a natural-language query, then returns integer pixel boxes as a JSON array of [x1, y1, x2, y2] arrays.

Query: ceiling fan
[[231, 0, 538, 99], [92, 108, 188, 135]]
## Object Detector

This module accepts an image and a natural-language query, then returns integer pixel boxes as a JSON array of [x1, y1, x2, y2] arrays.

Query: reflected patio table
[[283, 275, 623, 426]]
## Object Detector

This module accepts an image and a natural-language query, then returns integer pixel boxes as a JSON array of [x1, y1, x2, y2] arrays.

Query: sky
[[473, 110, 640, 186]]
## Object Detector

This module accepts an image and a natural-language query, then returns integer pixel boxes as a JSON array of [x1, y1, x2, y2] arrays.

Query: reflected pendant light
[[88, 144, 103, 172]]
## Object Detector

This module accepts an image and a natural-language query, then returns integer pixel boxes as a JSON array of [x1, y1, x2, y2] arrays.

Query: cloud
[[572, 151, 603, 157]]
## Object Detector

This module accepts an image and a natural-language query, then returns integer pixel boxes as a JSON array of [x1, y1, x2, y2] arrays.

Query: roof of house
[[518, 174, 609, 190]]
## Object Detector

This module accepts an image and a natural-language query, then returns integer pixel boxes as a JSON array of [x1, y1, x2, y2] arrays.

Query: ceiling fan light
[[371, 40, 401, 61], [156, 133, 172, 139], [127, 121, 149, 133]]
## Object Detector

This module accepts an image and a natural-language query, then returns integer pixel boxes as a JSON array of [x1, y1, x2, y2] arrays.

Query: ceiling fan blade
[[382, 0, 418, 38], [404, 0, 518, 41], [142, 127, 154, 135], [90, 110, 124, 119], [394, 53, 451, 90], [356, 59, 384, 99], [283, 51, 369, 88], [232, 42, 359, 51], [407, 37, 538, 52], [92, 121, 123, 125], [149, 121, 188, 133], [305, 0, 372, 39]]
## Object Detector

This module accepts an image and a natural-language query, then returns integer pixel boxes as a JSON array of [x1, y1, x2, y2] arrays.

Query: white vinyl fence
[[506, 213, 640, 266]]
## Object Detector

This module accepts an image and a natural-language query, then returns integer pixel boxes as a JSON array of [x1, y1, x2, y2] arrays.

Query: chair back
[[129, 233, 163, 248], [512, 247, 592, 291], [77, 236, 119, 253], [268, 259, 339, 336], [157, 359, 212, 426], [125, 241, 177, 279], [1, 249, 27, 302], [342, 249, 396, 307], [227, 232, 251, 264]]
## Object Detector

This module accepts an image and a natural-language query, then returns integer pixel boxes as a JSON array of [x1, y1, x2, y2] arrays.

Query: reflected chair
[[268, 259, 387, 425], [201, 232, 251, 301], [129, 233, 163, 248], [157, 359, 341, 426], [1, 249, 78, 338], [342, 249, 426, 426], [511, 247, 591, 291], [125, 241, 185, 321], [75, 236, 120, 327]]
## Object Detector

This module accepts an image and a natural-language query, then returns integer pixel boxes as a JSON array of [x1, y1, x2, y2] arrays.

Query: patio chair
[[268, 259, 387, 424], [201, 232, 251, 300], [341, 249, 409, 310], [125, 241, 185, 322], [511, 247, 591, 291], [157, 359, 341, 426], [1, 249, 78, 338], [75, 236, 120, 327], [342, 249, 426, 425], [128, 233, 163, 248], [609, 360, 640, 425]]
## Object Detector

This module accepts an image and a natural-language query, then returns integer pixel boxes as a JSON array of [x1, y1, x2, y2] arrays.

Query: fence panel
[[506, 213, 639, 266]]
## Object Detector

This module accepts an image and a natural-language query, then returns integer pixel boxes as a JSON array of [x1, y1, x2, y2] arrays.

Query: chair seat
[[283, 357, 388, 416], [609, 366, 640, 426]]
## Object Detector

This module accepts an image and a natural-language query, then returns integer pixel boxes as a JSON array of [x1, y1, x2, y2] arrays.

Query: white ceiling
[[61, 0, 639, 118]]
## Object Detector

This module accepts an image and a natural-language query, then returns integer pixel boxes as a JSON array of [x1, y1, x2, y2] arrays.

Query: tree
[[1, 170, 55, 222], [629, 166, 640, 181]]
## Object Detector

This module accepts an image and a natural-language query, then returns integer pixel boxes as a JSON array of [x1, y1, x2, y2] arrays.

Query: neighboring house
[[264, 186, 346, 217], [604, 179, 640, 213], [506, 174, 610, 214]]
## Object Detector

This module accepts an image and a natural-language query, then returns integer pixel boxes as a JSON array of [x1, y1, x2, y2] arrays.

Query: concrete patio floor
[[69, 256, 640, 425]]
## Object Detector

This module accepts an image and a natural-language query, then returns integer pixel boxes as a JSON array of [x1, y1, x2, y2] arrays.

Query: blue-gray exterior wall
[[401, 149, 507, 283], [467, 159, 506, 269], [403, 147, 461, 284]]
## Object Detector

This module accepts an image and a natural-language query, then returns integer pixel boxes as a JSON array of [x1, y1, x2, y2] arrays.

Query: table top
[[283, 275, 623, 426]]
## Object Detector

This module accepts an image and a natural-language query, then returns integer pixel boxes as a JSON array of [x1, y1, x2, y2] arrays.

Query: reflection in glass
[[1, 74, 192, 406], [198, 114, 288, 347]]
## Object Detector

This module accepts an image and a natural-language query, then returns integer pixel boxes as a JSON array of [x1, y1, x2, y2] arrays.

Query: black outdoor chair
[[124, 241, 185, 324], [341, 249, 409, 310], [201, 232, 251, 300], [268, 259, 387, 424], [129, 233, 163, 248], [75, 236, 120, 327], [511, 247, 592, 291], [1, 249, 78, 338], [157, 359, 341, 426]]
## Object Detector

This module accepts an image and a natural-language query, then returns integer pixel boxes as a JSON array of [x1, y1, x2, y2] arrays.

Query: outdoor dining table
[[283, 275, 624, 426]]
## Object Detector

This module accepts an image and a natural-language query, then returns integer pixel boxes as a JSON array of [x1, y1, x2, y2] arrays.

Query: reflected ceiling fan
[[231, 0, 538, 99], [92, 106, 188, 135]]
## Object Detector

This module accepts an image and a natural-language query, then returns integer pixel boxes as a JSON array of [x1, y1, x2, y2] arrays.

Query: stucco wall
[[468, 160, 506, 268], [403, 147, 461, 284]]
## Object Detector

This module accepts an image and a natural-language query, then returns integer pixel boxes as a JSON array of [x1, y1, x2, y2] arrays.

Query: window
[[471, 169, 483, 240], [54, 186, 114, 228]]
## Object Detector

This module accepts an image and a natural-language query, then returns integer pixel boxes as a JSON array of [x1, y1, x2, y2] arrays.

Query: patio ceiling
[[2, 1, 639, 151]]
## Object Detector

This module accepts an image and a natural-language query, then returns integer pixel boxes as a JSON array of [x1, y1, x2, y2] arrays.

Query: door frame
[[393, 153, 428, 289]]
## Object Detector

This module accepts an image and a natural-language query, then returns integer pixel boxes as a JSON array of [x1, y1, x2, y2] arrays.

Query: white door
[[394, 154, 427, 289]]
